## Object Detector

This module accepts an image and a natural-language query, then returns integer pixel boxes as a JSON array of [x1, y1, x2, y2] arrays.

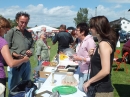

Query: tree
[[0, 15, 2, 17], [7, 18, 17, 28], [74, 8, 89, 26]]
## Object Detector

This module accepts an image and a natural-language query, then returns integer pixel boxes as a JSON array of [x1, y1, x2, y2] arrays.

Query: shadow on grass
[[113, 68, 125, 71], [113, 84, 130, 97], [112, 64, 117, 68]]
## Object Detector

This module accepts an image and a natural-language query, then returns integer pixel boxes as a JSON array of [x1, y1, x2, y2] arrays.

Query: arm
[[82, 40, 96, 62], [1, 45, 29, 68], [52, 33, 58, 45], [83, 41, 112, 92], [35, 41, 42, 60], [4, 29, 14, 55], [73, 39, 96, 62]]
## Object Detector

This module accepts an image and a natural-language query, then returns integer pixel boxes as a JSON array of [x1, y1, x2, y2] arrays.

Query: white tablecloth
[[36, 73, 86, 97]]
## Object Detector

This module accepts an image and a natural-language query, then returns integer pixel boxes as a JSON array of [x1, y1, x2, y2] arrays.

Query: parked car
[[126, 33, 130, 41], [122, 39, 130, 63], [119, 32, 127, 43]]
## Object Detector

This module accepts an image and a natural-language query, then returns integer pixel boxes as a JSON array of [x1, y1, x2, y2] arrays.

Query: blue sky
[[0, 0, 130, 28]]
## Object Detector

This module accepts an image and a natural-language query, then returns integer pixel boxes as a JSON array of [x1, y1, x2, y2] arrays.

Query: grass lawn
[[5, 39, 130, 97], [111, 43, 130, 97]]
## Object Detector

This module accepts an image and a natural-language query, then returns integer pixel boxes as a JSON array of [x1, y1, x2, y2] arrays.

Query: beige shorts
[[95, 92, 113, 97]]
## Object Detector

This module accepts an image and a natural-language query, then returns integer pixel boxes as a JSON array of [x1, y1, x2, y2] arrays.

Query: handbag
[[85, 57, 102, 97], [84, 63, 97, 97], [87, 85, 96, 97]]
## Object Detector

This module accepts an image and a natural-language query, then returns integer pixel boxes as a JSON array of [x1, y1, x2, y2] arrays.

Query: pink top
[[0, 37, 8, 78], [76, 35, 96, 73]]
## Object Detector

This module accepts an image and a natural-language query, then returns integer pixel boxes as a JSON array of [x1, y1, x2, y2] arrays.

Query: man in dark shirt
[[53, 24, 74, 53]]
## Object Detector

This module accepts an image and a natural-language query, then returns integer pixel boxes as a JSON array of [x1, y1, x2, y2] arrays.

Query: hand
[[69, 45, 73, 48], [38, 56, 41, 61], [89, 48, 95, 56], [73, 54, 80, 61], [12, 52, 24, 59], [23, 56, 29, 62], [48, 46, 51, 49], [83, 81, 91, 92], [25, 50, 32, 57]]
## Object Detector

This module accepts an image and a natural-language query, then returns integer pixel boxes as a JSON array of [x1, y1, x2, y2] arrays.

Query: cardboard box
[[39, 66, 56, 78]]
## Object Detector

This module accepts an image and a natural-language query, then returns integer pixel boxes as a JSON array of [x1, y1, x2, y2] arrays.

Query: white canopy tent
[[28, 25, 59, 34]]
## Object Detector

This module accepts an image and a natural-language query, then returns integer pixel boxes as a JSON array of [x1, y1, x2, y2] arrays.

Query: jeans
[[37, 60, 42, 66], [74, 66, 80, 74], [8, 61, 31, 97], [78, 72, 89, 92]]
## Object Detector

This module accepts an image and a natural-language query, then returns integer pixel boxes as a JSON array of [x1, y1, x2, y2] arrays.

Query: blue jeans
[[8, 61, 31, 97], [74, 66, 80, 74], [37, 60, 42, 66], [78, 73, 90, 92]]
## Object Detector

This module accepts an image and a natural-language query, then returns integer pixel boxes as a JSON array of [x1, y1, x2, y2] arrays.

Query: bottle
[[51, 69, 55, 84]]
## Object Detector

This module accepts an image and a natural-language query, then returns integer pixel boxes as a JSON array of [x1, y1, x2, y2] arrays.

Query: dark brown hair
[[89, 16, 118, 50], [71, 30, 76, 36], [59, 24, 66, 32], [76, 23, 89, 36], [15, 11, 30, 21]]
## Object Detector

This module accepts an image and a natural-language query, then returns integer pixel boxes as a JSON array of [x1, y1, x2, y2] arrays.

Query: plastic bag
[[63, 48, 76, 56]]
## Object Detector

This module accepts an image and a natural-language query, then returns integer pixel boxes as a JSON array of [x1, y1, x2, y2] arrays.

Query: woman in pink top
[[73, 23, 96, 92]]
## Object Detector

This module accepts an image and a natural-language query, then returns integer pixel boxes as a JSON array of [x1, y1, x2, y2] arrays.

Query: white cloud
[[102, 0, 130, 3], [0, 4, 77, 27], [88, 5, 130, 22], [114, 4, 122, 8]]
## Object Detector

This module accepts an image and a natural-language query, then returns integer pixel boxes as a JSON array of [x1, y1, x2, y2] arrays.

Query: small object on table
[[57, 65, 65, 69], [61, 72, 78, 86], [50, 62, 58, 66], [52, 85, 77, 95], [51, 69, 55, 85], [59, 53, 68, 60], [42, 61, 50, 66]]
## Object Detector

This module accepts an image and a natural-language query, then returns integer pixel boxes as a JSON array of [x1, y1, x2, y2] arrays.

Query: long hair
[[89, 16, 118, 51]]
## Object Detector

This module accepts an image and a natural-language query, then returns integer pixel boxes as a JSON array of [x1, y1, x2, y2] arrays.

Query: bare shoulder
[[99, 41, 112, 53]]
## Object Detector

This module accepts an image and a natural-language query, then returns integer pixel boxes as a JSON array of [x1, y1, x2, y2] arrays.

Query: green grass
[[5, 40, 130, 97], [111, 43, 130, 97]]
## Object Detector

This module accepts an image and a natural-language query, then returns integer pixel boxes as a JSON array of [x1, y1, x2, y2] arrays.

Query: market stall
[[36, 73, 86, 97], [35, 52, 87, 97]]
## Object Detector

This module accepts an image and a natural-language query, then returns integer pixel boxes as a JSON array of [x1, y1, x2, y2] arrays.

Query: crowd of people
[[0, 11, 119, 97]]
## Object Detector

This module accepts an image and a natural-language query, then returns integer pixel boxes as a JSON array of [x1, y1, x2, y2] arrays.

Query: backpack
[[10, 80, 37, 97]]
